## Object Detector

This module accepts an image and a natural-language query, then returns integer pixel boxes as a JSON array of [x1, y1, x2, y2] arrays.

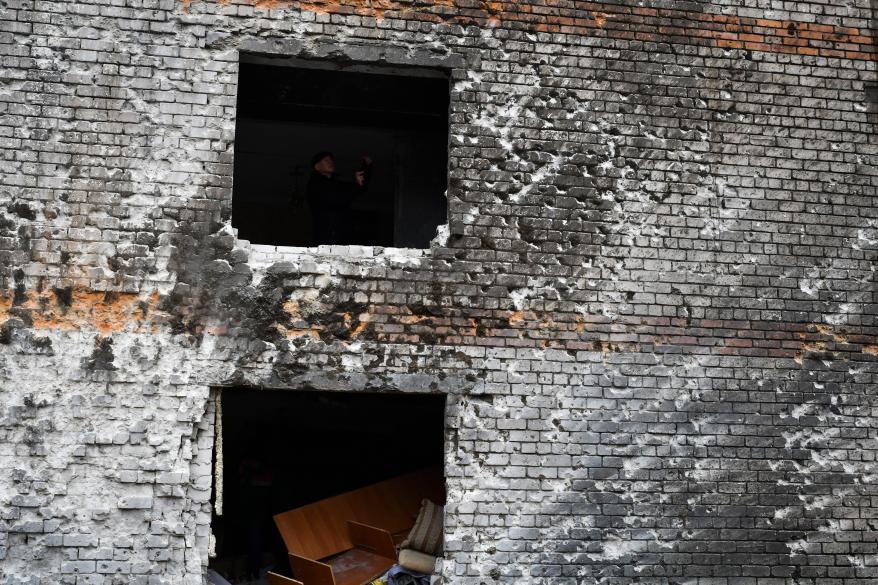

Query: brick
[[1, 0, 877, 584]]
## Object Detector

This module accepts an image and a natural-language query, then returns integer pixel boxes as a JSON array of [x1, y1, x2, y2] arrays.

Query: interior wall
[[394, 129, 449, 248]]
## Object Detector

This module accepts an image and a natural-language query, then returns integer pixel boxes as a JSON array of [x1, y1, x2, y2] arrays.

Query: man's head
[[311, 151, 335, 177]]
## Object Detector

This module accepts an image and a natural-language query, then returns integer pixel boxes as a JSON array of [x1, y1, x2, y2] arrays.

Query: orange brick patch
[[0, 287, 165, 335], [184, 0, 876, 61]]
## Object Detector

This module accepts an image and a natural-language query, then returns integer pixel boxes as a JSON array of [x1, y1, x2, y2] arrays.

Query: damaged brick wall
[[1, 0, 877, 583]]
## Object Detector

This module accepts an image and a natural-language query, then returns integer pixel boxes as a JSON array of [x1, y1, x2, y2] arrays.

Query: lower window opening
[[208, 388, 446, 585]]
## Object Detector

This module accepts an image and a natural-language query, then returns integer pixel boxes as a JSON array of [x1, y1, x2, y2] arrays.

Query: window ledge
[[246, 242, 430, 272]]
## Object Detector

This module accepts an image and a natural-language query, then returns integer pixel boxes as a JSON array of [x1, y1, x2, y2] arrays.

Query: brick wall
[[1, 0, 877, 583]]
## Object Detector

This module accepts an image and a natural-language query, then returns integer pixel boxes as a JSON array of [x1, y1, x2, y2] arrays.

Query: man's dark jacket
[[306, 169, 370, 244]]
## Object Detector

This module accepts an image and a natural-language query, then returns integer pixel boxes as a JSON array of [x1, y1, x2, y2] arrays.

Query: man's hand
[[355, 155, 371, 186]]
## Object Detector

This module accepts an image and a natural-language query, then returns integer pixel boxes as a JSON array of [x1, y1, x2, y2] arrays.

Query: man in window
[[306, 151, 372, 245]]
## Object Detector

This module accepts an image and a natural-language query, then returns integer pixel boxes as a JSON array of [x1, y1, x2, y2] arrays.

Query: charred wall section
[[1, 0, 877, 584]]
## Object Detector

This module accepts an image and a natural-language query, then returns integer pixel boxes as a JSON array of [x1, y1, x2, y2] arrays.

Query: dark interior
[[208, 388, 446, 583], [232, 61, 450, 248]]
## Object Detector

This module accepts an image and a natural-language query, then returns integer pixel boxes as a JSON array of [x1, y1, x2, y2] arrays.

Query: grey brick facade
[[1, 0, 877, 583]]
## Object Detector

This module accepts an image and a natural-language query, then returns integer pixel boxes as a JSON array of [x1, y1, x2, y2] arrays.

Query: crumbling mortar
[[2, 1, 878, 583]]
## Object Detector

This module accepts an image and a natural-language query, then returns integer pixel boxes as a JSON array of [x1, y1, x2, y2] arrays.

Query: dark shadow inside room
[[232, 58, 450, 249], [208, 388, 446, 584]]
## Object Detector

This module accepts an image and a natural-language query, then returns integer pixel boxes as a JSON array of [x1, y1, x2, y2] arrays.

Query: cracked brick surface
[[1, 0, 877, 583]]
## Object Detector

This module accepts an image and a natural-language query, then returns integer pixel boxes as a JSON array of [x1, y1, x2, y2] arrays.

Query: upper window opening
[[232, 59, 450, 249]]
